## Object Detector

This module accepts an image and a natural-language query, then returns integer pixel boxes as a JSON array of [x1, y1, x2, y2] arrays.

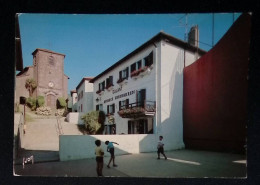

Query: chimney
[[188, 25, 199, 47]]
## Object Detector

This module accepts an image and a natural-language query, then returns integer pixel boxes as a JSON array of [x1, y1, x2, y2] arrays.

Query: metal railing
[[118, 100, 156, 118], [119, 100, 156, 112], [56, 117, 64, 136]]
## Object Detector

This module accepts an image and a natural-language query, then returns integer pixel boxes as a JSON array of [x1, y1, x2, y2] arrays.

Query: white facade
[[89, 32, 206, 150], [70, 90, 78, 112], [76, 78, 94, 113]]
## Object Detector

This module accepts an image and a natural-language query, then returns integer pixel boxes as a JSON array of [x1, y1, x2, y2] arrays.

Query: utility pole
[[179, 14, 189, 42], [212, 13, 215, 47], [185, 14, 188, 42]]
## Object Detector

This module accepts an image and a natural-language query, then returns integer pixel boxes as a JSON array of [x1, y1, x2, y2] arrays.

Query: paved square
[[14, 149, 246, 178]]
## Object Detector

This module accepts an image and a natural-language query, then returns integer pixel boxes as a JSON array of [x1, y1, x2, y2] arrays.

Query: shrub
[[35, 106, 52, 116], [26, 97, 36, 111], [55, 109, 65, 116], [36, 96, 45, 107], [56, 97, 67, 109], [81, 111, 105, 135]]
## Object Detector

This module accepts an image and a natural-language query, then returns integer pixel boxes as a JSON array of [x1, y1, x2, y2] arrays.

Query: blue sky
[[18, 13, 241, 92]]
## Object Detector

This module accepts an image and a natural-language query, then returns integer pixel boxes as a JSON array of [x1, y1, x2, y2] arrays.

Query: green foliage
[[77, 124, 88, 135], [25, 78, 37, 97], [36, 96, 45, 107], [81, 111, 105, 135], [56, 97, 67, 109], [26, 97, 36, 111]]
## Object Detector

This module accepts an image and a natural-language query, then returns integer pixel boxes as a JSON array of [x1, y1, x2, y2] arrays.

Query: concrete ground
[[14, 149, 246, 178], [13, 111, 247, 178]]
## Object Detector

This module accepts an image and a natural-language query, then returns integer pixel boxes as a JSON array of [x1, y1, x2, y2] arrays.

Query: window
[[98, 81, 105, 91], [137, 60, 142, 70], [144, 52, 153, 67], [48, 56, 55, 66], [107, 104, 115, 115], [78, 92, 80, 101], [119, 67, 129, 79], [96, 104, 103, 111], [78, 91, 83, 101], [137, 89, 146, 107], [105, 124, 116, 135], [119, 99, 129, 110], [128, 119, 153, 134], [106, 76, 113, 89], [131, 63, 136, 73]]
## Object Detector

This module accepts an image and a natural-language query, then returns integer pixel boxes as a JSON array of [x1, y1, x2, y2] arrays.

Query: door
[[47, 94, 56, 108], [137, 89, 146, 107]]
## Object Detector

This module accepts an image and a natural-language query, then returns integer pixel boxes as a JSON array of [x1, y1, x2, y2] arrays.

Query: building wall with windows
[[76, 77, 93, 113], [93, 45, 156, 135], [89, 32, 206, 151], [70, 90, 77, 112]]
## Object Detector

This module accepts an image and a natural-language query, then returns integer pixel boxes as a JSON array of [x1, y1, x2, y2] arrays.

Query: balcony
[[117, 77, 128, 86], [105, 83, 114, 91], [118, 100, 156, 118], [96, 89, 104, 96], [130, 65, 153, 79]]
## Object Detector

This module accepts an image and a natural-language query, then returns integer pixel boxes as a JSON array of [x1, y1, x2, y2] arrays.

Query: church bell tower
[[32, 48, 67, 108]]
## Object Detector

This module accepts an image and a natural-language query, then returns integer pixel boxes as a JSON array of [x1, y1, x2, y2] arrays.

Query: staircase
[[22, 111, 83, 151]]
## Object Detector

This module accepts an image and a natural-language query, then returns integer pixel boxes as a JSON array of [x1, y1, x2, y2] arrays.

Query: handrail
[[119, 100, 156, 111], [56, 116, 64, 135]]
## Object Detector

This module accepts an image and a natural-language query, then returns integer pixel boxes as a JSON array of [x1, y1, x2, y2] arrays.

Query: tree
[[36, 96, 45, 107], [25, 78, 37, 97], [56, 97, 67, 109], [81, 111, 105, 135]]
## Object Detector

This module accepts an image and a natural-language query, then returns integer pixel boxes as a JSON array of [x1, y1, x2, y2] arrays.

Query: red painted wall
[[183, 13, 251, 153]]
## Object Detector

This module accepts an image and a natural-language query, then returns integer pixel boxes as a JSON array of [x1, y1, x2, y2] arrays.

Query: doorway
[[47, 94, 56, 108]]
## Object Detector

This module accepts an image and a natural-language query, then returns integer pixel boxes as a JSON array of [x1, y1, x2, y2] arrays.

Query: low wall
[[66, 112, 85, 125], [59, 134, 166, 161]]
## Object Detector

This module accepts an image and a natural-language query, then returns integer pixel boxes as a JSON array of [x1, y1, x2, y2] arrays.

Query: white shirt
[[157, 140, 164, 149]]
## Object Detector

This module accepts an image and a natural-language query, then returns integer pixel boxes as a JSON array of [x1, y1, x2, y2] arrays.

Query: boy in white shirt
[[157, 136, 167, 160]]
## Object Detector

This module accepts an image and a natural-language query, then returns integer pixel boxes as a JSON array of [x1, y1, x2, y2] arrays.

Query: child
[[105, 140, 119, 168], [157, 136, 167, 160], [95, 140, 104, 177]]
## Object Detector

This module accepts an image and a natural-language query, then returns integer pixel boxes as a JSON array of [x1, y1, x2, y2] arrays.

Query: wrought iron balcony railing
[[118, 100, 156, 118]]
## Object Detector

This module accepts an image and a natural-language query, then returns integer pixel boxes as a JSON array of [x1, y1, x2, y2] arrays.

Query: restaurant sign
[[104, 90, 136, 104]]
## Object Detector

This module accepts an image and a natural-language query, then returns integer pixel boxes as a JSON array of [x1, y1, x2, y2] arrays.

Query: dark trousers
[[157, 147, 166, 158]]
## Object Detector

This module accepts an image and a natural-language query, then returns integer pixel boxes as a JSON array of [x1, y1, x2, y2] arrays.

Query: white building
[[66, 77, 93, 124], [76, 77, 94, 113], [70, 90, 77, 112], [89, 31, 206, 149]]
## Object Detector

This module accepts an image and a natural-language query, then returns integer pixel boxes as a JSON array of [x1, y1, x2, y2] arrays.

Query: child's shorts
[[96, 156, 103, 162], [109, 148, 115, 157]]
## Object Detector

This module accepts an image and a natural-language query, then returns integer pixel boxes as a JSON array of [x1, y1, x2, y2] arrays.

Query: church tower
[[32, 48, 68, 108]]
